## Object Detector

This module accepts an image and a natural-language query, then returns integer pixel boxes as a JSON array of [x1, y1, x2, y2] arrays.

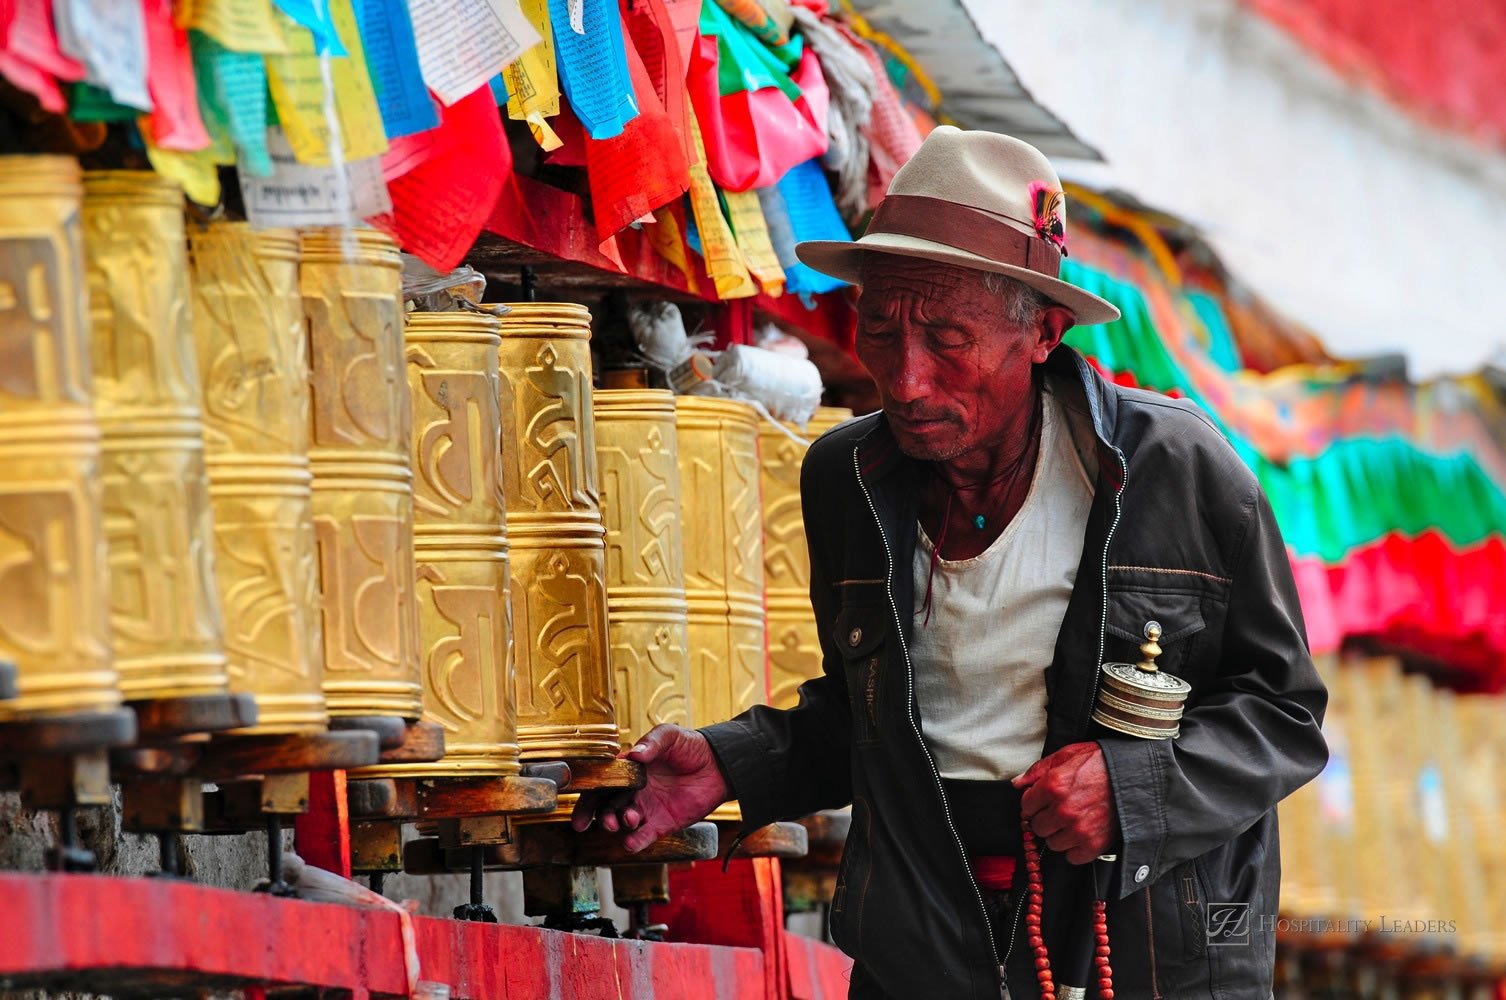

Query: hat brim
[[796, 233, 1122, 326]]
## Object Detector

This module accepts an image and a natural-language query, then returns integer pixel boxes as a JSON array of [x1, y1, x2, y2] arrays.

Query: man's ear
[[1033, 305, 1075, 363]]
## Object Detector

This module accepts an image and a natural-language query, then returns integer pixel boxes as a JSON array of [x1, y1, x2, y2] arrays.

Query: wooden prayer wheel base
[[783, 869, 838, 915], [723, 821, 810, 860], [121, 776, 205, 834], [402, 821, 720, 874], [0, 709, 137, 756], [351, 819, 405, 875], [131, 693, 259, 742], [348, 777, 420, 821], [415, 775, 560, 819], [10, 750, 112, 809], [782, 809, 851, 870], [328, 715, 410, 751], [374, 721, 447, 765], [556, 757, 645, 792], [195, 730, 380, 782], [202, 773, 316, 830]]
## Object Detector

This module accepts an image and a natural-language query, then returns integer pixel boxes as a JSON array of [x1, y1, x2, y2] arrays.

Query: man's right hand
[[569, 724, 730, 853]]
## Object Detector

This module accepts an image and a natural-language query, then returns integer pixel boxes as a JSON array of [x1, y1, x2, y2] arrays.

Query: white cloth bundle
[[691, 343, 823, 430], [281, 852, 423, 995]]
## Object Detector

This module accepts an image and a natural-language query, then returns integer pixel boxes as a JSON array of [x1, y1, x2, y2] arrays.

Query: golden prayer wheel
[[189, 223, 326, 733], [676, 396, 766, 726], [676, 396, 766, 825], [0, 156, 120, 721], [303, 228, 423, 720], [497, 302, 619, 760], [594, 389, 693, 748], [82, 170, 229, 702], [369, 309, 520, 777], [760, 407, 852, 709]]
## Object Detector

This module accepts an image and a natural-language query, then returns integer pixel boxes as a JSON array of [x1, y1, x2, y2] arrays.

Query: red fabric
[[972, 856, 1016, 891], [370, 85, 508, 272], [1244, 0, 1506, 146], [584, 11, 691, 242], [1291, 530, 1506, 685], [685, 31, 828, 192]]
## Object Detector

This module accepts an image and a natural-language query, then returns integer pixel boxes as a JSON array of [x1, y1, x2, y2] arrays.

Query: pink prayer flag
[[140, 0, 209, 151]]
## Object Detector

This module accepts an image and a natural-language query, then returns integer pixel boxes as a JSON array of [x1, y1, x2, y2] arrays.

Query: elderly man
[[574, 127, 1328, 999]]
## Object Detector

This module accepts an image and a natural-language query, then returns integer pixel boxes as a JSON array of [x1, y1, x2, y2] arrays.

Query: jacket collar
[[854, 344, 1124, 488]]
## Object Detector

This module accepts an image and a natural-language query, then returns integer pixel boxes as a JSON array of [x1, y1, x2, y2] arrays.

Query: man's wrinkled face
[[854, 256, 1044, 463]]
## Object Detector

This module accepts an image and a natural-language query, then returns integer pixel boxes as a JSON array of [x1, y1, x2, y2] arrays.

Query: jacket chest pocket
[[833, 604, 888, 746], [1104, 588, 1208, 686]]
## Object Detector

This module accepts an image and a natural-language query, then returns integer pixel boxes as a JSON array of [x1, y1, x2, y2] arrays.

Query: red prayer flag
[[369, 85, 508, 272]]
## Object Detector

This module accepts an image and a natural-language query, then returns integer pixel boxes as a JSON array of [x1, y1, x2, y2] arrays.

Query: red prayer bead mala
[[1020, 819, 1114, 999]]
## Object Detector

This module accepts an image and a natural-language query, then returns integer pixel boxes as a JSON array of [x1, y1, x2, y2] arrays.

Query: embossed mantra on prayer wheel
[[0, 156, 122, 723], [82, 171, 230, 703], [189, 223, 326, 733], [761, 407, 852, 710], [497, 303, 619, 760], [303, 228, 423, 720], [594, 389, 692, 748], [374, 310, 520, 776], [676, 397, 767, 730]]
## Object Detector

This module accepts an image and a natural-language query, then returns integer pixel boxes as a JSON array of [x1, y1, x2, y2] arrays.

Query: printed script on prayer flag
[[409, 0, 540, 106], [54, 0, 151, 110], [190, 31, 271, 174], [351, 0, 440, 138], [241, 126, 391, 226], [548, 0, 637, 139]]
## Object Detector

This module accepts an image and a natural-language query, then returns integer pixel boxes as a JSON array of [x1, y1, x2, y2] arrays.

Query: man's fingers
[[1027, 803, 1067, 840], [625, 724, 679, 764], [622, 806, 643, 830], [1012, 757, 1049, 789], [570, 791, 601, 832], [623, 814, 673, 854]]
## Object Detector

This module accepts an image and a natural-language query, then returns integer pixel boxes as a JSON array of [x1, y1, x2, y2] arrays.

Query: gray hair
[[980, 270, 1055, 329]]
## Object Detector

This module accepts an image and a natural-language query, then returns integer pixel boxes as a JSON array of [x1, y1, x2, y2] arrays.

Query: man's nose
[[887, 340, 932, 404]]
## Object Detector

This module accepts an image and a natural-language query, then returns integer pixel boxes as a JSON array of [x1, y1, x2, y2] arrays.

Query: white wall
[[966, 0, 1506, 379]]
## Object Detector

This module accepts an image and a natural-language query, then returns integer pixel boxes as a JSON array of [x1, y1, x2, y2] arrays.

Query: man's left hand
[[1013, 743, 1119, 865]]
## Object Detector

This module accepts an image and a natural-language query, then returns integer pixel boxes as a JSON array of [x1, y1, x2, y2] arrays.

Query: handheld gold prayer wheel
[[303, 228, 423, 720], [82, 171, 230, 703], [594, 389, 693, 748], [676, 396, 768, 728], [760, 407, 852, 710], [373, 310, 520, 776], [497, 303, 619, 760], [189, 223, 326, 733], [1090, 622, 1191, 739], [0, 156, 122, 723]]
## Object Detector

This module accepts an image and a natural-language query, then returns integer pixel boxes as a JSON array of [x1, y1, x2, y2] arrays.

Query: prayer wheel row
[[0, 159, 839, 799], [1275, 655, 1506, 962]]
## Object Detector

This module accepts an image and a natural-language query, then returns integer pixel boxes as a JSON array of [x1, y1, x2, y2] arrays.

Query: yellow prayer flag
[[722, 188, 785, 297], [143, 126, 233, 205], [264, 1, 387, 166], [646, 206, 702, 294], [503, 0, 563, 151], [178, 0, 289, 54], [685, 108, 753, 299]]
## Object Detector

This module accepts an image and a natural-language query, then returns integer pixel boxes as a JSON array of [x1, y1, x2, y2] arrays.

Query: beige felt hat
[[796, 126, 1122, 326]]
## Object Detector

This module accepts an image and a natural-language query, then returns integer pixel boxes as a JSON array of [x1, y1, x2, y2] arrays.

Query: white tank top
[[909, 385, 1096, 781]]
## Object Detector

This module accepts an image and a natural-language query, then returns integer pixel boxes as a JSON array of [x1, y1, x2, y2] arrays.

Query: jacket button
[[848, 627, 863, 647], [1135, 865, 1150, 883]]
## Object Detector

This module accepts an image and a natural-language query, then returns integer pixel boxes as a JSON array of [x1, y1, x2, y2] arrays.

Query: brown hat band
[[864, 194, 1063, 278]]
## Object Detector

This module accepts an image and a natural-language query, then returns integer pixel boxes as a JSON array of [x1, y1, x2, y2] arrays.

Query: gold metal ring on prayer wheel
[[761, 407, 853, 710], [594, 389, 693, 749], [497, 302, 620, 760], [0, 156, 121, 720], [83, 170, 230, 703], [353, 310, 521, 778], [674, 396, 767, 728], [302, 227, 423, 720], [189, 223, 327, 733]]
